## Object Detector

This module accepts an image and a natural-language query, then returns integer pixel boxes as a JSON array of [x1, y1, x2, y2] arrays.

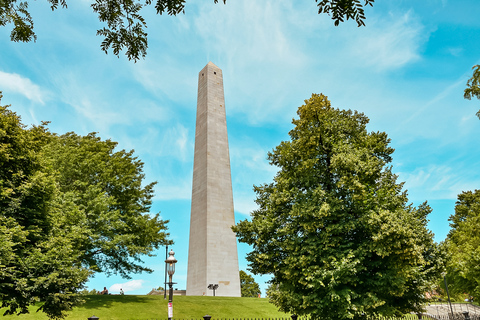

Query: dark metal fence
[[86, 307, 480, 320]]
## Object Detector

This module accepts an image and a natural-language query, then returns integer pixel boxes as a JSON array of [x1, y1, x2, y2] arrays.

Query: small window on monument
[[214, 72, 216, 75], [202, 73, 204, 76]]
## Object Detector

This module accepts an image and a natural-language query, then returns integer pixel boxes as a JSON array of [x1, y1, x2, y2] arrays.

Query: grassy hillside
[[0, 295, 291, 320]]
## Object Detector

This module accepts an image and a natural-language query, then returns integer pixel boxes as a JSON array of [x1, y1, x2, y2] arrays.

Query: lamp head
[[165, 250, 177, 276]]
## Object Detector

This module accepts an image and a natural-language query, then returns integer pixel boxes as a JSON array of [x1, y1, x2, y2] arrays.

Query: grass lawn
[[0, 295, 291, 320]]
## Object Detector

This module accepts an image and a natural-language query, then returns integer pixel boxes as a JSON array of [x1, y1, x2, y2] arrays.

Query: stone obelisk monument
[[186, 62, 241, 297]]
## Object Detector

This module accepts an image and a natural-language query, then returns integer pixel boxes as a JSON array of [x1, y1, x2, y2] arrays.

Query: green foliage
[[240, 270, 261, 297], [79, 289, 98, 295], [0, 94, 171, 318], [233, 94, 442, 320], [0, 1, 37, 42], [315, 0, 374, 27], [445, 190, 480, 301], [464, 65, 480, 119], [1, 0, 374, 61], [0, 94, 90, 319], [42, 131, 171, 277]]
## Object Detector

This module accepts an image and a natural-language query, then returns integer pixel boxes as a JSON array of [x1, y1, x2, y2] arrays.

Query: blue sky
[[1, 0, 480, 299]]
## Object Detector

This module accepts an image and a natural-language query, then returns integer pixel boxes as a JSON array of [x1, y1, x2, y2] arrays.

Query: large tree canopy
[[464, 65, 480, 119], [239, 270, 261, 298], [233, 94, 442, 320], [445, 190, 480, 301], [42, 131, 171, 277], [0, 97, 90, 319], [1, 0, 374, 61], [0, 94, 171, 318]]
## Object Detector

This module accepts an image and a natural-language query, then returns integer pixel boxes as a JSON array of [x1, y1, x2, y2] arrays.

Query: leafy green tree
[[233, 94, 442, 320], [0, 94, 171, 318], [79, 288, 98, 295], [0, 96, 91, 319], [1, 0, 374, 61], [265, 283, 280, 299], [240, 270, 261, 297], [464, 65, 480, 119], [42, 131, 171, 277], [445, 190, 480, 301]]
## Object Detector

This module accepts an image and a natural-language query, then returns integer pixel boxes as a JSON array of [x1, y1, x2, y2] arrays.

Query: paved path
[[425, 303, 480, 318]]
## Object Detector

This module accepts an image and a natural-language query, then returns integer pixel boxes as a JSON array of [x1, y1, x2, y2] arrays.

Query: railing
[[86, 311, 480, 320]]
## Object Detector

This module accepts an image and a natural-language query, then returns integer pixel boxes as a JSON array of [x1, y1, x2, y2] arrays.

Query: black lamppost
[[442, 272, 454, 319], [164, 245, 168, 300], [165, 250, 177, 320]]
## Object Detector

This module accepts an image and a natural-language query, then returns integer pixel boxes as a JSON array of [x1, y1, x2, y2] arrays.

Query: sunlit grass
[[0, 295, 291, 320]]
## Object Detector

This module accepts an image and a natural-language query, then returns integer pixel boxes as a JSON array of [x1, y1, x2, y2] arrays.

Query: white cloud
[[109, 279, 145, 294], [174, 125, 190, 162], [124, 123, 193, 160], [230, 142, 278, 216], [131, 60, 197, 107], [0, 71, 47, 104], [350, 11, 427, 71], [447, 47, 463, 57], [154, 179, 192, 200], [400, 164, 480, 201], [50, 70, 173, 137], [234, 194, 258, 216], [401, 77, 465, 128], [231, 145, 274, 174], [182, 1, 429, 126], [190, 1, 311, 123], [194, 0, 314, 66]]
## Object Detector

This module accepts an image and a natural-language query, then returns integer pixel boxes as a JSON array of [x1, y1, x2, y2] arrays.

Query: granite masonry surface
[[186, 62, 241, 297]]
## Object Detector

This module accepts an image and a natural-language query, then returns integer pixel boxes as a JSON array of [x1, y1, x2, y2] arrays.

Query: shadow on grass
[[81, 295, 154, 309]]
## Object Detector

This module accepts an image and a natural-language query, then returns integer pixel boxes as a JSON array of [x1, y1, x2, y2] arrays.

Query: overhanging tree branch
[[464, 65, 480, 119], [1, 0, 373, 61]]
